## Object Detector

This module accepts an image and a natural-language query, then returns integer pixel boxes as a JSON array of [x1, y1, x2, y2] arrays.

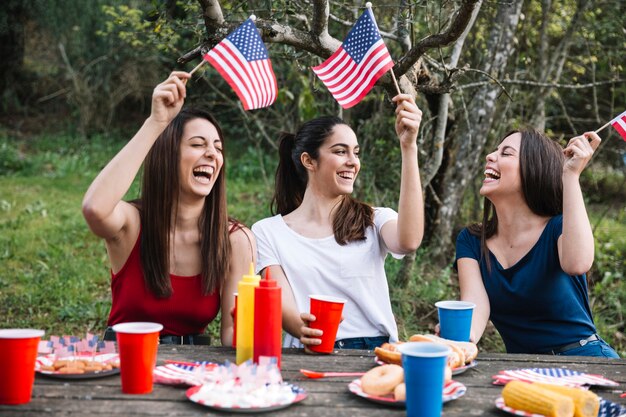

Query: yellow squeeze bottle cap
[[242, 262, 261, 284]]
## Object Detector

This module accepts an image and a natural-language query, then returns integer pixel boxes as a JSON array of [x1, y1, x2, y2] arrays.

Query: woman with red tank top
[[82, 72, 255, 346]]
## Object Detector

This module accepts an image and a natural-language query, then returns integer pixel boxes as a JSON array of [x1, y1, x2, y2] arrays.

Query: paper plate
[[186, 383, 307, 413], [375, 356, 477, 375], [36, 353, 120, 379], [452, 360, 478, 375], [348, 379, 466, 408], [495, 397, 626, 417]]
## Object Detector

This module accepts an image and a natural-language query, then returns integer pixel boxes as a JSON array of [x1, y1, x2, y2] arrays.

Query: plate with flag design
[[348, 379, 466, 408], [495, 397, 626, 417], [186, 383, 307, 413], [35, 353, 120, 379]]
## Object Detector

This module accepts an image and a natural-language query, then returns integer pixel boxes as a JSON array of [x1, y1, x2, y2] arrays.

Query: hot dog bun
[[408, 334, 465, 368], [374, 342, 403, 365], [409, 334, 478, 364]]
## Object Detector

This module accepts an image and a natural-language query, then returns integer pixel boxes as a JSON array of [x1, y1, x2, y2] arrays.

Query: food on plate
[[360, 364, 404, 396], [374, 342, 402, 365], [533, 383, 599, 417], [374, 335, 478, 369], [393, 382, 406, 401], [359, 363, 452, 400], [40, 358, 118, 374], [409, 334, 478, 365], [502, 380, 575, 417], [408, 334, 465, 368]]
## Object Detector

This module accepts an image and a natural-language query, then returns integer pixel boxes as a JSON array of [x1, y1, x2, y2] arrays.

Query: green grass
[[1, 132, 625, 356]]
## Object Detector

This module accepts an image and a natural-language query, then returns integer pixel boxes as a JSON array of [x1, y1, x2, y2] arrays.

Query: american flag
[[204, 18, 277, 110], [312, 7, 394, 109], [610, 110, 626, 141]]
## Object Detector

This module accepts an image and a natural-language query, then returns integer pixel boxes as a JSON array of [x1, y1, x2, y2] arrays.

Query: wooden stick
[[594, 119, 612, 134], [189, 59, 206, 77], [390, 68, 402, 96]]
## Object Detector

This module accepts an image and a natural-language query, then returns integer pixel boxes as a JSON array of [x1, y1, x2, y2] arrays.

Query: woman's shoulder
[[251, 214, 283, 232], [456, 227, 480, 245], [228, 221, 255, 254]]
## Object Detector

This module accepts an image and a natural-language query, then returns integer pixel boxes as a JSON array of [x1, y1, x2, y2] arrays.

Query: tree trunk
[[0, 1, 26, 100], [426, 0, 524, 266]]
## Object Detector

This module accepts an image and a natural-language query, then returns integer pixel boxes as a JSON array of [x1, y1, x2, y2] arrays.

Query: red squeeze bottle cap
[[259, 269, 277, 288]]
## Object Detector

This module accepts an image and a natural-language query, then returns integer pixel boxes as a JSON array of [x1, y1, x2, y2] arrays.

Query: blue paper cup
[[435, 300, 476, 342], [398, 342, 451, 417]]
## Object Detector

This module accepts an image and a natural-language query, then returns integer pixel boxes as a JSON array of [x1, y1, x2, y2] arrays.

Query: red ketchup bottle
[[232, 293, 238, 348], [253, 269, 282, 367]]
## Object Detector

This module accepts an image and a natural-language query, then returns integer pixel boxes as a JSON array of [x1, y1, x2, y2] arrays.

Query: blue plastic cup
[[398, 342, 451, 417], [435, 300, 476, 342]]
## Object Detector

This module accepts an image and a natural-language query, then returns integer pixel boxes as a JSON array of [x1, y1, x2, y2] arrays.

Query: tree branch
[[311, 0, 329, 36], [328, 12, 400, 41], [395, 0, 481, 77], [198, 0, 224, 32], [458, 78, 623, 90]]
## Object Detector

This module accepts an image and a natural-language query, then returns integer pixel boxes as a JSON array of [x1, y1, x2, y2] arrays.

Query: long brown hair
[[139, 108, 230, 297], [271, 116, 373, 245], [468, 129, 564, 271]]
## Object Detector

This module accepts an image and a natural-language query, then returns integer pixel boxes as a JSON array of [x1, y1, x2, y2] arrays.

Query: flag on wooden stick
[[608, 110, 626, 141], [203, 17, 277, 110], [312, 3, 394, 109]]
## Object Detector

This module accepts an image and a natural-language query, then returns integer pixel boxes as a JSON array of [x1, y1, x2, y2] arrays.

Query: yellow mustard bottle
[[235, 263, 261, 364]]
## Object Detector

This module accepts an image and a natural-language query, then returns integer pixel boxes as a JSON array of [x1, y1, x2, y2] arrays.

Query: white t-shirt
[[252, 207, 402, 348]]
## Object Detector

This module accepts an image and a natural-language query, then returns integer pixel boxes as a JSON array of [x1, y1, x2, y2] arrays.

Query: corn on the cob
[[502, 380, 574, 417], [534, 383, 600, 417]]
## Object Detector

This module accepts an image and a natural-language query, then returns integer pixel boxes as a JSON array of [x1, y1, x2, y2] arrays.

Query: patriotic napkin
[[153, 361, 218, 386], [492, 368, 619, 387]]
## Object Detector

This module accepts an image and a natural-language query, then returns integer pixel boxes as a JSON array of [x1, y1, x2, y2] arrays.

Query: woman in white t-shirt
[[252, 94, 425, 351]]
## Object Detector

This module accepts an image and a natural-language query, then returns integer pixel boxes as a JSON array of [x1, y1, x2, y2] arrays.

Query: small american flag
[[610, 110, 626, 141], [204, 18, 278, 110], [312, 7, 394, 109]]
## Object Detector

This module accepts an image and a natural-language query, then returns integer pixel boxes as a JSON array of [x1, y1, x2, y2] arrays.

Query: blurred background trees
[[1, 0, 624, 351]]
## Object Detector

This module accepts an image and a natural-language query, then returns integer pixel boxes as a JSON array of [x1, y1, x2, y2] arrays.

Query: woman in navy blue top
[[455, 129, 618, 357]]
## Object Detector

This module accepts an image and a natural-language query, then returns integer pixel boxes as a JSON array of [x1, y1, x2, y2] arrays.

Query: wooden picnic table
[[1, 346, 624, 416]]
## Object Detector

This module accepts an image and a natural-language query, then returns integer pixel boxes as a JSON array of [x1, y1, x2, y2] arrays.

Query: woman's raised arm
[[82, 72, 190, 241], [558, 131, 601, 275], [380, 94, 424, 254]]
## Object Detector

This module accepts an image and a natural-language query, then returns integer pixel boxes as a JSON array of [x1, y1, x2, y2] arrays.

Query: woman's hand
[[149, 71, 190, 126], [393, 94, 422, 149], [299, 312, 323, 353], [563, 131, 601, 176]]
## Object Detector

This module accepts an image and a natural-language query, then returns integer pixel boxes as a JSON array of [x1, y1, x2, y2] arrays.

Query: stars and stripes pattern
[[204, 18, 277, 110], [492, 368, 619, 387], [312, 7, 394, 109], [610, 110, 626, 141], [153, 361, 217, 386]]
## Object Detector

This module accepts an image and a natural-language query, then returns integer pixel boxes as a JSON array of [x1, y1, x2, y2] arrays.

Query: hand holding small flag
[[594, 110, 626, 142], [563, 131, 601, 175]]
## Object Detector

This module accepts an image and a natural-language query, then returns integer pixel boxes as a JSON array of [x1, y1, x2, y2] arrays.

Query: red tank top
[[107, 233, 220, 336]]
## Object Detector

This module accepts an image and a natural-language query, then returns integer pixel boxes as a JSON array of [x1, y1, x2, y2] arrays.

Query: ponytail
[[271, 132, 306, 215]]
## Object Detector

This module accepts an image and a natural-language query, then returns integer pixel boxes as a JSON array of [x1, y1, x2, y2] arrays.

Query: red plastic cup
[[308, 295, 346, 354], [112, 322, 163, 394], [0, 329, 45, 405]]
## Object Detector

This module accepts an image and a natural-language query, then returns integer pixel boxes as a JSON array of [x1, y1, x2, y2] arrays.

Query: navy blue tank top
[[455, 215, 597, 353]]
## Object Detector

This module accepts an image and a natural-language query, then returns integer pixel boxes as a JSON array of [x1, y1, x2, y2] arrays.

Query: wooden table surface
[[1, 347, 625, 416]]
